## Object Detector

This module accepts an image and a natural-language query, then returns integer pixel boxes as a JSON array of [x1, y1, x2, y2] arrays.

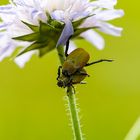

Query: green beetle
[[62, 48, 90, 76], [57, 68, 89, 88], [59, 47, 113, 78], [57, 37, 113, 89]]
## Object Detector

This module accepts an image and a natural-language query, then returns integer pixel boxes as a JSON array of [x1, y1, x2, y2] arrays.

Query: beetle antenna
[[86, 59, 114, 66]]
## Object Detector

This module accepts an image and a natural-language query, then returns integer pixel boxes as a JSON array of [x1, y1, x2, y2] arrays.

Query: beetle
[[57, 68, 89, 88], [57, 38, 113, 89], [61, 48, 90, 76], [59, 38, 113, 78]]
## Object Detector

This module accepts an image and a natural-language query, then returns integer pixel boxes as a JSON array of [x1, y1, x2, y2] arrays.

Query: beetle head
[[62, 70, 69, 77], [57, 80, 64, 88]]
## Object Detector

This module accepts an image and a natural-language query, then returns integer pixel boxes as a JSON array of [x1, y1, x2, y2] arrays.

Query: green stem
[[67, 87, 83, 140], [57, 46, 83, 140]]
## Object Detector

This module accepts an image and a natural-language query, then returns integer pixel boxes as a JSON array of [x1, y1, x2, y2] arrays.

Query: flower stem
[[57, 46, 83, 140], [67, 87, 83, 140]]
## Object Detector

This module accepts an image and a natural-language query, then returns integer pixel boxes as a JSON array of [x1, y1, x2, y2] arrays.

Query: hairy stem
[[67, 87, 83, 140], [57, 46, 83, 140]]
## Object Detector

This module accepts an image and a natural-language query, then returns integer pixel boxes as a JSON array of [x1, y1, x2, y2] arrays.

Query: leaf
[[39, 21, 63, 44], [46, 12, 52, 24], [16, 20, 65, 57], [45, 12, 63, 29], [12, 32, 40, 42], [17, 41, 48, 57], [22, 21, 39, 32], [39, 45, 54, 57], [72, 15, 95, 28], [39, 21, 58, 35], [50, 20, 64, 29], [72, 26, 99, 38], [39, 38, 60, 57]]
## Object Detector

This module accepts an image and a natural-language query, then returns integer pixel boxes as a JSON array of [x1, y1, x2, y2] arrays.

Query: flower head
[[0, 0, 124, 67]]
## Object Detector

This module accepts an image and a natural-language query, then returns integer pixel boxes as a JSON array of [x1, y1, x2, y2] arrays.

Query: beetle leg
[[85, 59, 114, 66], [76, 70, 90, 77], [66, 77, 76, 95], [79, 71, 90, 77], [66, 88, 69, 94], [65, 39, 69, 57], [65, 36, 72, 57], [71, 85, 76, 93], [57, 66, 62, 80], [66, 86, 75, 95], [80, 81, 87, 84], [67, 85, 75, 95]]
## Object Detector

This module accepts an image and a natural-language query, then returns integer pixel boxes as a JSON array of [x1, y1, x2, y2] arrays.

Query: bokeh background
[[0, 0, 140, 140]]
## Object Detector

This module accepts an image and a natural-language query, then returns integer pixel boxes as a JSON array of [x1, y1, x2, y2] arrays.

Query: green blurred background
[[0, 0, 140, 140]]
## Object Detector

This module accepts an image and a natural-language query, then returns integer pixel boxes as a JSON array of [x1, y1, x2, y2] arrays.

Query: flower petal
[[81, 30, 105, 50], [0, 23, 12, 30], [91, 0, 117, 9], [56, 19, 74, 47], [0, 0, 124, 67], [51, 10, 64, 21], [98, 22, 123, 36], [14, 51, 36, 68], [94, 9, 124, 21], [0, 45, 15, 61], [0, 4, 14, 13], [0, 5, 12, 10], [0, 5, 15, 22], [0, 35, 15, 61], [67, 41, 77, 54]]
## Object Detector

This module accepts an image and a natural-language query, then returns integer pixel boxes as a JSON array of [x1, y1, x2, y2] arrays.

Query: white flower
[[0, 0, 124, 67]]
